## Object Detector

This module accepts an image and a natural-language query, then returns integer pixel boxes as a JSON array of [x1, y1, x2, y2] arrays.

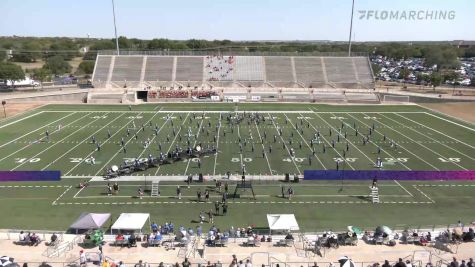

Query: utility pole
[[112, 0, 120, 55], [348, 0, 355, 57]]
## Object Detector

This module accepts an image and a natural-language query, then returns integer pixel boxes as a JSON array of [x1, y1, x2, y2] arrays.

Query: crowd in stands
[[158, 90, 188, 98], [205, 55, 234, 81], [191, 91, 218, 98]]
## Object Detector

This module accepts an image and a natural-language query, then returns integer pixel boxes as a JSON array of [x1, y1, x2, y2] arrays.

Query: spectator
[[134, 260, 144, 267], [382, 260, 391, 267], [183, 258, 191, 267], [406, 260, 412, 267], [394, 258, 406, 267], [19, 231, 26, 241], [451, 258, 460, 267], [461, 261, 467, 267], [119, 261, 126, 267], [467, 259, 474, 267], [79, 250, 87, 266], [245, 259, 252, 267]]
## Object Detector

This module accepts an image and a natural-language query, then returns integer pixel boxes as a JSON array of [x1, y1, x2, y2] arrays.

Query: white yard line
[[0, 110, 44, 129], [363, 112, 467, 170], [304, 112, 356, 170], [11, 113, 106, 170], [324, 111, 412, 171], [423, 111, 475, 132], [73, 186, 86, 199], [41, 110, 426, 114], [236, 121, 244, 169], [52, 185, 72, 205], [268, 112, 302, 175], [44, 113, 128, 171], [393, 180, 414, 197], [284, 114, 327, 170], [253, 117, 273, 174], [412, 185, 435, 203], [0, 112, 76, 149], [154, 113, 190, 176], [136, 113, 174, 159], [346, 113, 438, 170], [183, 115, 205, 176], [93, 111, 163, 176], [315, 112, 376, 165], [394, 113, 475, 151], [212, 114, 222, 177], [0, 112, 85, 163], [382, 113, 474, 161]]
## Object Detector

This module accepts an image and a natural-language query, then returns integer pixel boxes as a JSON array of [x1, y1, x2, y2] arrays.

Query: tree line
[[1, 36, 474, 85]]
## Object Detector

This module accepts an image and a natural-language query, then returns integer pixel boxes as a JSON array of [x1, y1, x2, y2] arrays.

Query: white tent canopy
[[70, 213, 111, 230], [111, 213, 150, 233], [267, 214, 299, 231]]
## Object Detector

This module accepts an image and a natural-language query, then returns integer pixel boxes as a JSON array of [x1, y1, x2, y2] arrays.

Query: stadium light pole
[[111, 0, 120, 55], [348, 0, 355, 57]]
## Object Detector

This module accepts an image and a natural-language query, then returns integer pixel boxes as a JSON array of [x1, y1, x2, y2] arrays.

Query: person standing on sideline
[[176, 186, 182, 200]]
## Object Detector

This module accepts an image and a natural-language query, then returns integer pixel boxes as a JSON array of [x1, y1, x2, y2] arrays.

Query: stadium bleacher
[[111, 56, 143, 86], [175, 57, 203, 84], [143, 56, 174, 83], [92, 55, 374, 90], [294, 57, 326, 87], [264, 56, 295, 87]]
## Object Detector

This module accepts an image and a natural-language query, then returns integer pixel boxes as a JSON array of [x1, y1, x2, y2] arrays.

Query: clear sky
[[0, 0, 473, 41]]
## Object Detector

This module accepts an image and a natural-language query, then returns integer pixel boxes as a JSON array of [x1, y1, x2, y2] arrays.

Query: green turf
[[0, 103, 474, 232]]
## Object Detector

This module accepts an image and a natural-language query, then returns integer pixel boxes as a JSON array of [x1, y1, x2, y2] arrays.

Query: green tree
[[48, 39, 78, 60], [471, 77, 475, 87], [43, 55, 72, 75], [423, 46, 460, 70], [118, 36, 132, 49], [0, 50, 6, 62], [430, 72, 442, 90], [148, 38, 171, 50], [399, 68, 411, 80], [0, 62, 26, 86], [371, 63, 382, 76], [77, 60, 95, 74], [32, 68, 51, 88]]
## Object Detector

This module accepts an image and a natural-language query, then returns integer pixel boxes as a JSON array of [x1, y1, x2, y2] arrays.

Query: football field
[[0, 103, 474, 231]]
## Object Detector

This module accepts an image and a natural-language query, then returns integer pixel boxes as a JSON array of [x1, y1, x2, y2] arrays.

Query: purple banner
[[304, 170, 475, 181], [0, 171, 61, 182]]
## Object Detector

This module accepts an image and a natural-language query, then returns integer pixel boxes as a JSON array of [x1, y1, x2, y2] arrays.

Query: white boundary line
[[347, 113, 438, 170], [366, 112, 467, 170], [0, 110, 44, 129], [424, 112, 475, 132], [40, 110, 428, 114], [382, 113, 474, 161], [395, 113, 475, 150]]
